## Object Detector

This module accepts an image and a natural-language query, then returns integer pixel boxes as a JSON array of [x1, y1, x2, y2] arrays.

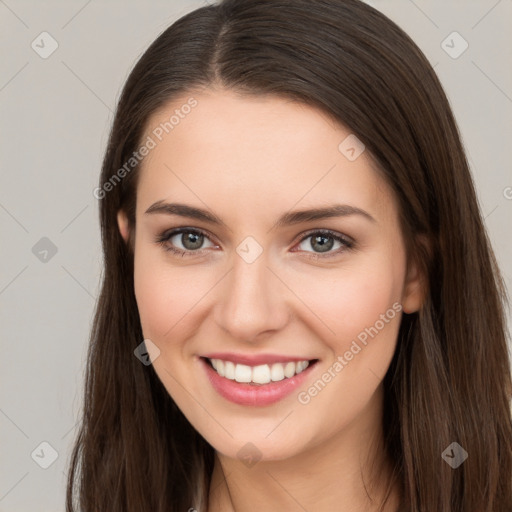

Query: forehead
[[136, 89, 394, 224]]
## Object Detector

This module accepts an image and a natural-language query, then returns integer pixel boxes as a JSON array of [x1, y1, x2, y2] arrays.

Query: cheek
[[297, 249, 405, 411], [292, 264, 403, 432], [133, 248, 211, 342], [292, 256, 404, 349]]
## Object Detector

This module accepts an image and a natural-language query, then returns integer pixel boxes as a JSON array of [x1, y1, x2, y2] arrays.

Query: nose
[[214, 248, 289, 343]]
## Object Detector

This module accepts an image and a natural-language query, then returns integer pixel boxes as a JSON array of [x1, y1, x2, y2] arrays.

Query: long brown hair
[[65, 1, 512, 510]]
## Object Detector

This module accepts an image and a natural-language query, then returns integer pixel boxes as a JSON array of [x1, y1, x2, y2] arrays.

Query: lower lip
[[200, 357, 318, 407]]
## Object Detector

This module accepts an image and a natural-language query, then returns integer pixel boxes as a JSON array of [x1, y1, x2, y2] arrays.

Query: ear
[[401, 237, 429, 314], [117, 209, 130, 243]]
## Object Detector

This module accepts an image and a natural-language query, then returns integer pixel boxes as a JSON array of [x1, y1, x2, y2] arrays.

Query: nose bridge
[[215, 242, 287, 341]]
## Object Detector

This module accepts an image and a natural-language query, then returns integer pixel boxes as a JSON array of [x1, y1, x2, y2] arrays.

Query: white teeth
[[224, 361, 235, 380], [296, 361, 307, 374], [270, 363, 285, 381], [234, 364, 252, 383], [252, 364, 271, 384], [209, 359, 311, 384], [284, 362, 296, 378]]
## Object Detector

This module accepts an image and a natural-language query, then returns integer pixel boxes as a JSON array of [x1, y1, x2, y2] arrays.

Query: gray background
[[1, 0, 511, 510]]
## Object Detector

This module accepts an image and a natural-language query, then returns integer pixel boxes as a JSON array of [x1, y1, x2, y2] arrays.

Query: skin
[[118, 88, 425, 511]]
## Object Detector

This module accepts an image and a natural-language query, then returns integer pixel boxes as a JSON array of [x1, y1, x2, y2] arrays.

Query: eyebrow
[[145, 200, 376, 228]]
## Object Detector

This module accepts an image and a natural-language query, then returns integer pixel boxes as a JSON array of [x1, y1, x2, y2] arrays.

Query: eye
[[155, 228, 216, 257], [155, 227, 354, 259], [293, 229, 354, 259]]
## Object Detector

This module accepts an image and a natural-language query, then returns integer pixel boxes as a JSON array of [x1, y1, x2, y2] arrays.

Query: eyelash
[[154, 227, 355, 260]]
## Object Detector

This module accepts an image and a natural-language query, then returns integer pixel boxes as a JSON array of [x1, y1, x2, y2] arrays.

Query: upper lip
[[201, 352, 318, 366]]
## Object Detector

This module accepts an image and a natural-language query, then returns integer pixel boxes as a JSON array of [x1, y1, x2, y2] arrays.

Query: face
[[118, 88, 424, 462]]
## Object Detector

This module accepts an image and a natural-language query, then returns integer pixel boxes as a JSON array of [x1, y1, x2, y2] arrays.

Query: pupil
[[183, 232, 203, 250], [312, 235, 333, 253]]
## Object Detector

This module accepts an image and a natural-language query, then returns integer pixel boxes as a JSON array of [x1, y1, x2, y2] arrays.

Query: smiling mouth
[[201, 356, 319, 386]]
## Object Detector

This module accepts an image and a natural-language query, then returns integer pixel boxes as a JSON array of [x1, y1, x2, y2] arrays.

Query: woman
[[66, 0, 512, 510]]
